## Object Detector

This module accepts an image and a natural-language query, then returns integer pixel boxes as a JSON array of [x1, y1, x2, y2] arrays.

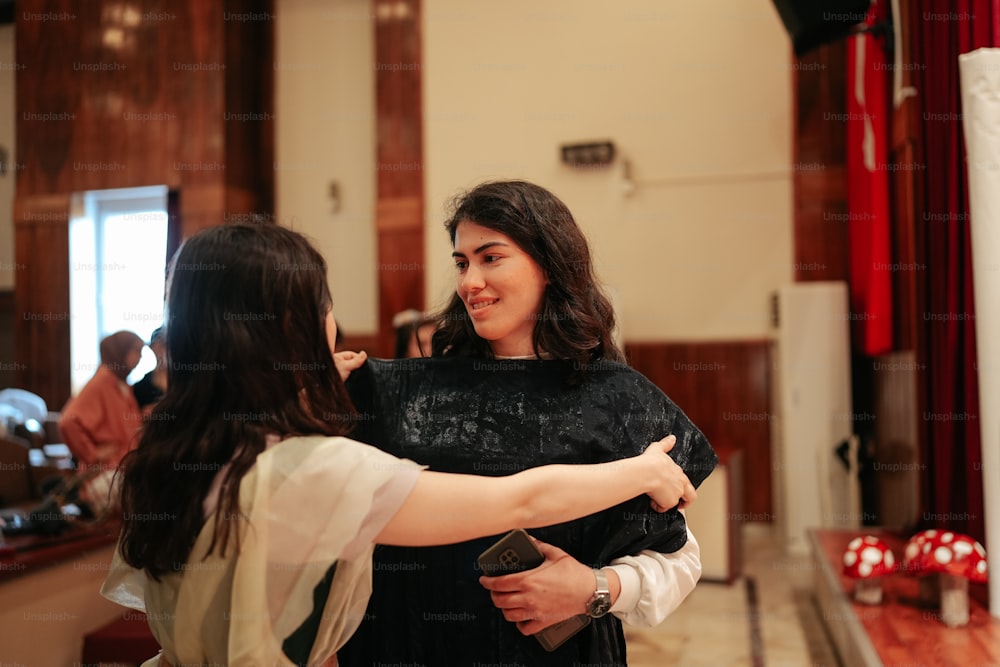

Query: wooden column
[[373, 0, 424, 357], [792, 41, 850, 282], [14, 0, 274, 407]]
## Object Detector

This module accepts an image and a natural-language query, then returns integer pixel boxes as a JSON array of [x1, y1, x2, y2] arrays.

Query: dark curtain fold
[[911, 0, 997, 546]]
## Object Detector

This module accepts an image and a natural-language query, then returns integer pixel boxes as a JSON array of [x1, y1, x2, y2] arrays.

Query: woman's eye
[[455, 260, 468, 271], [484, 254, 501, 264]]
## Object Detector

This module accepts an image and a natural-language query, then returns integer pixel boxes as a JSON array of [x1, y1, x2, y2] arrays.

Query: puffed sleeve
[[103, 435, 423, 667], [210, 435, 421, 663]]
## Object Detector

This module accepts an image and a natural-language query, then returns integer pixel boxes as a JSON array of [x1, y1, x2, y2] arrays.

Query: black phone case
[[477, 530, 593, 651]]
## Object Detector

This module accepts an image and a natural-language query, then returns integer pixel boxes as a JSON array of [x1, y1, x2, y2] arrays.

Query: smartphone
[[477, 528, 544, 575], [477, 529, 593, 651], [534, 614, 592, 652]]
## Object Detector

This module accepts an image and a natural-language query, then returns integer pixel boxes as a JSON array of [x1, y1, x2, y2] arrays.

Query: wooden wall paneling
[[16, 0, 274, 208], [0, 290, 16, 390], [14, 0, 276, 402], [793, 41, 849, 283], [14, 0, 80, 196], [13, 195, 71, 408], [626, 341, 773, 518], [171, 0, 224, 193], [223, 0, 276, 218], [165, 189, 182, 268], [376, 197, 425, 358], [373, 0, 424, 357]]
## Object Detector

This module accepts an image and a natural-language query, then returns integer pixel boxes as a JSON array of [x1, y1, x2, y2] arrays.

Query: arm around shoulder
[[376, 436, 691, 547]]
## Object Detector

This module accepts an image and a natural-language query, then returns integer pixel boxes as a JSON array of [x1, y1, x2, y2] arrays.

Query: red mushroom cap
[[918, 532, 988, 583], [902, 529, 941, 575], [843, 536, 896, 578]]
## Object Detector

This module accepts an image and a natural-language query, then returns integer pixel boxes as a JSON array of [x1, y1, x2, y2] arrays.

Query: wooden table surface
[[810, 528, 1000, 667], [0, 518, 119, 582]]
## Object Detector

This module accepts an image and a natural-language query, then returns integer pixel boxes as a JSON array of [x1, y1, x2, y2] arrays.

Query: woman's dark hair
[[431, 180, 625, 367], [117, 223, 356, 578]]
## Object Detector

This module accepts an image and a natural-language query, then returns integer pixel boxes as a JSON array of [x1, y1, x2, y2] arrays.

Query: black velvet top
[[337, 358, 717, 667]]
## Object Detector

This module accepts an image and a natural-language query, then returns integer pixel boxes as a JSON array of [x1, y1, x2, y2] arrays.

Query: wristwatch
[[585, 568, 612, 618]]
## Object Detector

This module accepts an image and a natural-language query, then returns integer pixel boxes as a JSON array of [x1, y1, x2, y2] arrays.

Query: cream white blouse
[[101, 435, 422, 666]]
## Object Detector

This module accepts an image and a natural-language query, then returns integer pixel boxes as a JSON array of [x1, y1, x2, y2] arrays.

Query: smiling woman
[[338, 180, 714, 667], [451, 220, 548, 357], [433, 180, 622, 368]]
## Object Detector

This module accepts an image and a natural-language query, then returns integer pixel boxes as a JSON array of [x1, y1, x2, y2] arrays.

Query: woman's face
[[452, 220, 547, 357], [325, 310, 338, 356]]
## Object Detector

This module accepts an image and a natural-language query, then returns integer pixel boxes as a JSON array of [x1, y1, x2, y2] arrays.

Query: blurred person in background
[[59, 330, 144, 515], [59, 330, 144, 473], [133, 326, 167, 414], [392, 308, 437, 358]]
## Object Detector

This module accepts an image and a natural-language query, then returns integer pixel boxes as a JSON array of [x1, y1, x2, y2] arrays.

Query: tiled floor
[[626, 522, 841, 667]]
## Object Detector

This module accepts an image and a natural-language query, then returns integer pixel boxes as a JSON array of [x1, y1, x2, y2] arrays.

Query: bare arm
[[376, 435, 696, 546]]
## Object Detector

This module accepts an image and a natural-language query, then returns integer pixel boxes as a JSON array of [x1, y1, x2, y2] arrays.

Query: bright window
[[69, 186, 169, 395]]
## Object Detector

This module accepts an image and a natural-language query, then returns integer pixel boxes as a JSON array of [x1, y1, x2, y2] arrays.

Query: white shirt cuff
[[604, 526, 702, 627], [607, 560, 642, 613]]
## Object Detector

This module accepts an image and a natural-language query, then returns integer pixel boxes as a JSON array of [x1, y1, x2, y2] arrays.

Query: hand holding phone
[[477, 529, 592, 651]]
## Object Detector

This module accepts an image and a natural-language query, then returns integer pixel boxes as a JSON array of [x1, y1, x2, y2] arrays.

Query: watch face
[[587, 595, 612, 618]]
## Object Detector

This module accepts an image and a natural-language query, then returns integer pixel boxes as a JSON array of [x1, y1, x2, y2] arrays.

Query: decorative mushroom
[[917, 532, 989, 627], [902, 529, 941, 606], [843, 536, 896, 604]]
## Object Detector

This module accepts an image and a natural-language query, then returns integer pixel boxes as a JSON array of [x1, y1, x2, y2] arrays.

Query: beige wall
[[276, 1, 794, 341], [0, 25, 15, 291], [276, 0, 378, 335], [424, 1, 794, 340]]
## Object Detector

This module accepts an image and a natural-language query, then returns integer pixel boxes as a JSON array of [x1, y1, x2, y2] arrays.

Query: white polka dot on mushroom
[[861, 547, 883, 564], [934, 546, 953, 564]]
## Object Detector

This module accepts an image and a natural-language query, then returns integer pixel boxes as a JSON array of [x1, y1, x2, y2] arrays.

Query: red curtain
[[911, 0, 998, 546], [847, 1, 893, 356]]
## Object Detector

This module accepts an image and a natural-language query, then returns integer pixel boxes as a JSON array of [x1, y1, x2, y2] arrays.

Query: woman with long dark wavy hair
[[338, 181, 713, 667], [100, 222, 695, 667], [431, 180, 624, 366]]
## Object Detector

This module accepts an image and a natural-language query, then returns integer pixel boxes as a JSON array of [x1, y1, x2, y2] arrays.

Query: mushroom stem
[[854, 577, 883, 605], [939, 573, 969, 627]]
